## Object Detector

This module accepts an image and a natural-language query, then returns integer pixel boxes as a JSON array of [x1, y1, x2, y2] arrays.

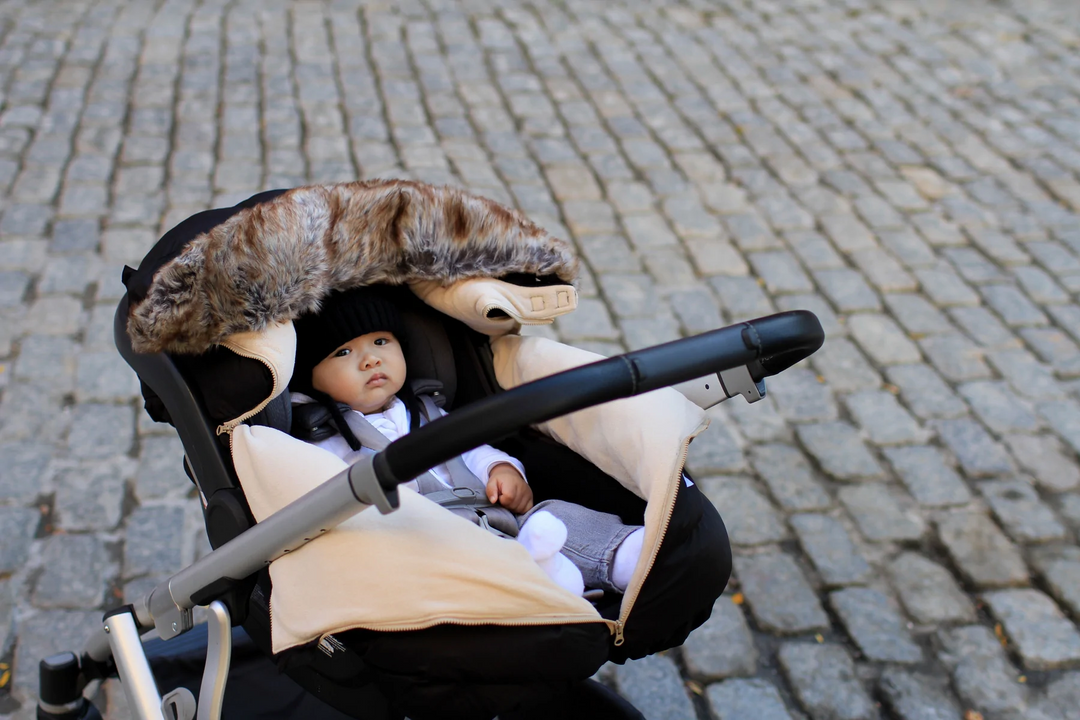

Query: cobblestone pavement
[[3, 0, 1080, 717]]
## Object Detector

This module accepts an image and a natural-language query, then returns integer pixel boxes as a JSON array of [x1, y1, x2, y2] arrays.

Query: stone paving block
[[785, 230, 845, 270], [53, 457, 131, 532], [879, 228, 937, 269], [883, 293, 953, 335], [684, 239, 748, 277], [681, 596, 758, 680], [0, 442, 53, 505], [882, 446, 971, 507], [1021, 328, 1080, 377], [767, 368, 838, 424], [706, 678, 793, 720], [914, 264, 981, 306], [984, 589, 1080, 670], [686, 417, 747, 475], [75, 351, 140, 403], [809, 338, 881, 393], [723, 212, 778, 252], [877, 668, 963, 720], [949, 305, 1023, 350], [708, 276, 775, 321], [1033, 672, 1080, 720], [988, 348, 1065, 401], [937, 625, 1030, 717], [885, 364, 969, 420], [135, 434, 189, 501], [851, 248, 918, 293], [613, 654, 696, 720], [943, 247, 1007, 284], [818, 213, 875, 253], [32, 533, 112, 609], [0, 270, 30, 306], [843, 390, 929, 445], [979, 479, 1067, 544], [123, 504, 187, 578], [980, 284, 1050, 327], [1031, 547, 1080, 619], [935, 509, 1029, 588], [887, 552, 975, 625], [830, 587, 922, 663], [748, 443, 832, 512], [0, 382, 70, 444], [796, 422, 885, 481], [777, 643, 876, 720], [847, 313, 921, 365], [725, 395, 788, 444], [13, 335, 76, 386], [1040, 400, 1080, 462], [733, 550, 829, 634], [0, 506, 40, 574], [12, 610, 102, 691], [1004, 434, 1080, 492], [933, 418, 1015, 478], [622, 213, 679, 250], [812, 268, 881, 312], [747, 251, 814, 294], [1013, 265, 1070, 304], [839, 483, 926, 542], [698, 476, 785, 546], [958, 381, 1041, 434], [553, 297, 620, 341], [598, 273, 658, 318], [789, 513, 871, 587], [667, 288, 722, 335], [919, 334, 992, 382], [66, 404, 134, 460]]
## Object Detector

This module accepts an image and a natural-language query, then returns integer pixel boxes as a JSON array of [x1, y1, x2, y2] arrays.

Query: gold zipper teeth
[[613, 424, 701, 646], [215, 340, 281, 435]]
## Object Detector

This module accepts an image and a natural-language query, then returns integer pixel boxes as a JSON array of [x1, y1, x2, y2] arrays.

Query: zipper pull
[[613, 620, 626, 646], [216, 423, 234, 436]]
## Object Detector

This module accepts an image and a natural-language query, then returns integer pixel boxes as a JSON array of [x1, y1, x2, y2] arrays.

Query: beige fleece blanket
[[226, 280, 705, 653]]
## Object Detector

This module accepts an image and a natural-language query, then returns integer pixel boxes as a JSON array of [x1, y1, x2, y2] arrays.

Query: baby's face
[[311, 331, 407, 414]]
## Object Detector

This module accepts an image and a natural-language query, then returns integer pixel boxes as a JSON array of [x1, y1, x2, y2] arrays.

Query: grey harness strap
[[341, 398, 519, 537]]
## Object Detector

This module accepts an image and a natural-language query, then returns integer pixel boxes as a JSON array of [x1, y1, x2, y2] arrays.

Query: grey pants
[[521, 500, 640, 594]]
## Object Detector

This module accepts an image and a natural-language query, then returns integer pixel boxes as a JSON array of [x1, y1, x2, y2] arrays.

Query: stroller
[[35, 181, 824, 720]]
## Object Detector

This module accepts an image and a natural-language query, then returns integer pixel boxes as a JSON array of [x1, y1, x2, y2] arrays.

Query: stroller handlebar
[[374, 310, 824, 490]]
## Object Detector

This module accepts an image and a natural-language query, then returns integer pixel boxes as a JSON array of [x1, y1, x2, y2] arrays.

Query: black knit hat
[[291, 286, 405, 393]]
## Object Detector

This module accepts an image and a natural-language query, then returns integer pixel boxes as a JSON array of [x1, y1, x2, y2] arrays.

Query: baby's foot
[[518, 511, 584, 596], [517, 510, 567, 562]]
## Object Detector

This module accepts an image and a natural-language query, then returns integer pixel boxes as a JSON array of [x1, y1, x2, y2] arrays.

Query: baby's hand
[[486, 463, 533, 514]]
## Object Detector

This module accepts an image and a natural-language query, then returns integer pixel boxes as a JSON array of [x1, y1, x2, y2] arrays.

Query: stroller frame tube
[[104, 608, 164, 720]]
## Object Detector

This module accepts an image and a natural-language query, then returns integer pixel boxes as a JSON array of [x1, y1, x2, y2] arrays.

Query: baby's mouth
[[366, 372, 388, 387]]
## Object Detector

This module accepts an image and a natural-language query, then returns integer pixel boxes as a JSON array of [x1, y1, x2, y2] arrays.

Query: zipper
[[612, 426, 700, 646], [215, 340, 280, 435]]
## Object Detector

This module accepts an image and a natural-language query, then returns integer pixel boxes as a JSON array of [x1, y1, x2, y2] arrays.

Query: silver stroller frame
[[36, 306, 823, 720]]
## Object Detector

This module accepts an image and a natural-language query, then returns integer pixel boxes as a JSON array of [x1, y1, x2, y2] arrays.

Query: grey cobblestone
[[32, 533, 112, 609], [888, 552, 976, 625], [830, 587, 922, 663], [938, 625, 1030, 718], [733, 550, 829, 635], [935, 509, 1029, 588], [840, 483, 926, 542], [706, 679, 793, 720], [789, 514, 870, 588], [681, 596, 759, 681], [984, 589, 1080, 670], [778, 643, 876, 720], [979, 479, 1068, 544], [796, 422, 885, 481], [4, 0, 1080, 713], [699, 476, 786, 547]]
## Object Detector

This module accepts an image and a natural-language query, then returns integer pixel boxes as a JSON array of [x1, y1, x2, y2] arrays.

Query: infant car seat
[[36, 182, 824, 720]]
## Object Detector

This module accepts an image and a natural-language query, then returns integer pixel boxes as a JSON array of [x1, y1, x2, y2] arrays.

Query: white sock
[[518, 511, 584, 596], [611, 528, 645, 591]]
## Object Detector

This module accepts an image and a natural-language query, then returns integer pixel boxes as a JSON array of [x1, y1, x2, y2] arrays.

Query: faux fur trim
[[128, 181, 578, 354]]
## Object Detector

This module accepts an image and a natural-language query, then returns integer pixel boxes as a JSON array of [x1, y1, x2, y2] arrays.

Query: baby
[[289, 287, 645, 598]]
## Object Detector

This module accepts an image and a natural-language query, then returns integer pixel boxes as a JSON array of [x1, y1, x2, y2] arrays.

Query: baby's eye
[[374, 337, 388, 346], [334, 348, 351, 357]]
